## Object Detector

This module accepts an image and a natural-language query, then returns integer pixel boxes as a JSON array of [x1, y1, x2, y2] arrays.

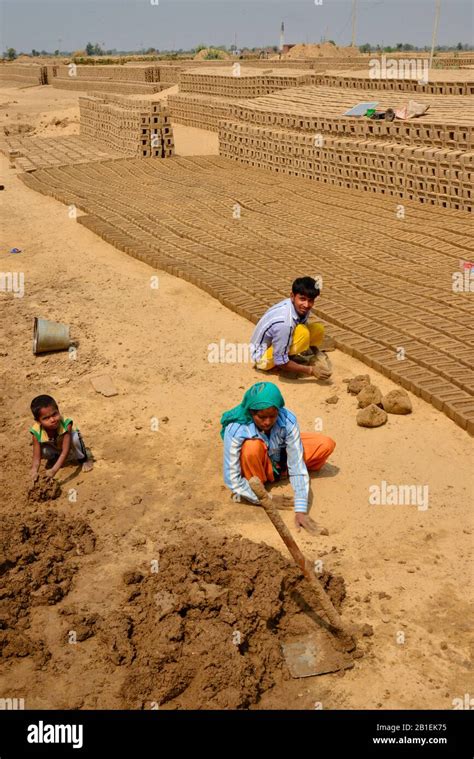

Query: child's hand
[[45, 469, 57, 479], [30, 471, 39, 486]]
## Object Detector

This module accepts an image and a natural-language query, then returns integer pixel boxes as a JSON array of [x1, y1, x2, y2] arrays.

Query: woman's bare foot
[[81, 459, 94, 473]]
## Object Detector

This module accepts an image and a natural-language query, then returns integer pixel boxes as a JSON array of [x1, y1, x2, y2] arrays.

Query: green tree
[[6, 47, 17, 60], [85, 42, 95, 56]]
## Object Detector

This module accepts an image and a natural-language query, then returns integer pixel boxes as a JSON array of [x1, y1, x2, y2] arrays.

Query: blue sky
[[1, 0, 472, 53]]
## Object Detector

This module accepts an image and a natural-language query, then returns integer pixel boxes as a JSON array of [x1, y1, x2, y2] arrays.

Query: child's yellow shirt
[[29, 416, 74, 451]]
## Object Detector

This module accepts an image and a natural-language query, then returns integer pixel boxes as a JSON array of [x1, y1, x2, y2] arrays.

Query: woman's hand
[[294, 513, 319, 535], [270, 493, 293, 510]]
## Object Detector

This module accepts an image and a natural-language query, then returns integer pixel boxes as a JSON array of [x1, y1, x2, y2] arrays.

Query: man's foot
[[81, 459, 94, 472]]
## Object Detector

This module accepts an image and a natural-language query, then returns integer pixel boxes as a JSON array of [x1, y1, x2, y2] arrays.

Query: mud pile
[[28, 472, 62, 503], [113, 534, 348, 709], [0, 511, 95, 664]]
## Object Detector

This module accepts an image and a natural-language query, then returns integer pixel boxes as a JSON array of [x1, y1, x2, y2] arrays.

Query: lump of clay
[[356, 404, 388, 427], [28, 473, 61, 503], [347, 374, 370, 395], [382, 389, 412, 415], [357, 384, 383, 408]]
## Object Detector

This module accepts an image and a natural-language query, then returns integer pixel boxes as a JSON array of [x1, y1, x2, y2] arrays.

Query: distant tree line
[[1, 41, 471, 61], [359, 42, 470, 53]]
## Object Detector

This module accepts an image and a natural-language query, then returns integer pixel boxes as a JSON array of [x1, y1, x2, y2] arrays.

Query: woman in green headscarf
[[221, 381, 336, 534]]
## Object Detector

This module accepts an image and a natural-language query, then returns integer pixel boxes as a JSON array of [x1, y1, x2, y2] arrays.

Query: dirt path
[[0, 142, 472, 709]]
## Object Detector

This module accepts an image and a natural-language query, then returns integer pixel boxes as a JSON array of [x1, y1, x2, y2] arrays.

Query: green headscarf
[[220, 382, 285, 438]]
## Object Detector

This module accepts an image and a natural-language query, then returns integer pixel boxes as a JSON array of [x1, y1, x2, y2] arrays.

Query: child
[[29, 394, 93, 483], [221, 381, 336, 534]]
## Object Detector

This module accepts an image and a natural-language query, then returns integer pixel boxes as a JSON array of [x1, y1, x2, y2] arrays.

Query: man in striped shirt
[[221, 382, 336, 534], [250, 276, 331, 379]]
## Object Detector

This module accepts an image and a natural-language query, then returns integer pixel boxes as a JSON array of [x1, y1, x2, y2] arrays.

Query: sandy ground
[[0, 86, 472, 710]]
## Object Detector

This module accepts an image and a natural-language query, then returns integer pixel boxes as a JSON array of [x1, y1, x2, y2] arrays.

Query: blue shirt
[[222, 407, 309, 513], [250, 298, 308, 366]]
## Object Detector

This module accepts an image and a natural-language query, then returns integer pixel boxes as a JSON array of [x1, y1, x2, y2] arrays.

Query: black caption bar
[[0, 709, 471, 757]]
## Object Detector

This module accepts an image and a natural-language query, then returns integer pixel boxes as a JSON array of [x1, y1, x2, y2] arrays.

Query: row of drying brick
[[328, 324, 474, 433], [17, 157, 473, 435], [229, 102, 474, 151], [1, 135, 123, 171], [48, 65, 161, 82], [168, 94, 234, 131], [0, 64, 47, 84], [69, 208, 474, 435], [179, 69, 315, 98], [168, 89, 474, 150], [51, 79, 166, 94], [220, 125, 474, 183], [313, 74, 474, 96], [219, 120, 473, 212]]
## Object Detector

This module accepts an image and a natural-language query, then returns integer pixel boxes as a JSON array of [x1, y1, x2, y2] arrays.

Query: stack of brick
[[49, 64, 166, 94], [228, 86, 474, 151], [79, 93, 174, 157], [167, 94, 235, 131], [168, 67, 313, 131], [312, 73, 474, 96], [0, 63, 47, 85], [179, 68, 313, 97], [218, 79, 474, 212], [219, 120, 473, 212]]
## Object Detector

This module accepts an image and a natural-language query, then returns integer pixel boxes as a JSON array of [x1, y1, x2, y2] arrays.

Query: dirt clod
[[357, 384, 383, 409], [347, 375, 371, 395], [356, 404, 388, 428], [28, 472, 62, 503], [382, 389, 413, 415]]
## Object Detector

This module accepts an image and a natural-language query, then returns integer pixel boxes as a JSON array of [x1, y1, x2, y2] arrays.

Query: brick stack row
[[219, 119, 473, 212]]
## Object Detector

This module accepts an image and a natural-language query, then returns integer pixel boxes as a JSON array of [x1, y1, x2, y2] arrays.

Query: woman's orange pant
[[240, 433, 336, 483]]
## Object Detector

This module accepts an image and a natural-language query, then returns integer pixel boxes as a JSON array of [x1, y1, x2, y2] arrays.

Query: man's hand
[[295, 513, 319, 535], [30, 471, 39, 486], [310, 364, 332, 380], [45, 468, 57, 479], [270, 493, 293, 511]]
